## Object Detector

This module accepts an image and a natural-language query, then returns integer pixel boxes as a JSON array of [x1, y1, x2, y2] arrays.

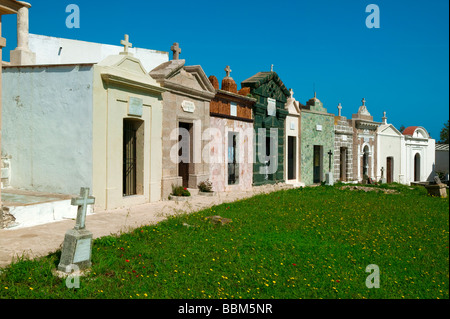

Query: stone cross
[[337, 103, 342, 117], [270, 64, 274, 72], [58, 187, 95, 273], [362, 98, 366, 106], [328, 150, 333, 172], [225, 65, 232, 77], [434, 175, 442, 185], [72, 187, 95, 230], [120, 34, 132, 54], [171, 42, 181, 60]]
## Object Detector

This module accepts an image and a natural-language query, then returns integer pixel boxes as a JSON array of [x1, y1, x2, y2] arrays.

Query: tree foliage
[[439, 120, 449, 144]]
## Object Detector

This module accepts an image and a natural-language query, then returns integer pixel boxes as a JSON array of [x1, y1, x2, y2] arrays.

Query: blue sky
[[2, 0, 449, 139]]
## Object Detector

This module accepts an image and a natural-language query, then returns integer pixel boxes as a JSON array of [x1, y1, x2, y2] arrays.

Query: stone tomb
[[150, 43, 216, 199], [349, 98, 380, 182], [208, 66, 256, 192], [240, 71, 290, 186], [58, 188, 95, 272], [300, 93, 335, 185], [284, 89, 303, 186], [334, 103, 354, 182]]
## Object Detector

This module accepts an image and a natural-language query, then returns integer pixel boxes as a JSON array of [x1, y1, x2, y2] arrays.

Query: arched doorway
[[414, 153, 421, 182]]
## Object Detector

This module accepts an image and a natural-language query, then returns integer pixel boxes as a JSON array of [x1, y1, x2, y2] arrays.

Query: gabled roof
[[377, 123, 402, 136], [241, 72, 290, 97], [98, 54, 165, 94]]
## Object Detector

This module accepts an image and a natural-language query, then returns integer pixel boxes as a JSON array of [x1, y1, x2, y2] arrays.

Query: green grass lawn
[[0, 184, 448, 299]]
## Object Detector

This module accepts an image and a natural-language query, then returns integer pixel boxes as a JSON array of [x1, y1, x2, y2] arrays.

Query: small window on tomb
[[230, 102, 237, 117]]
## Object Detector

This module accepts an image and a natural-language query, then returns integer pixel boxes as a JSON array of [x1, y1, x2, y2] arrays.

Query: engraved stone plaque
[[73, 238, 92, 263], [267, 98, 276, 116], [182, 100, 195, 113], [128, 97, 143, 117]]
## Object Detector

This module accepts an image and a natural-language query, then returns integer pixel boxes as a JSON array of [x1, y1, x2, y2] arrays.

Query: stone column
[[10, 1, 35, 66]]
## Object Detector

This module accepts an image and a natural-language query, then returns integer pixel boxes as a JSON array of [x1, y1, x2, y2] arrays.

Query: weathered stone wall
[[160, 91, 211, 198], [334, 117, 354, 181], [209, 117, 253, 192], [350, 122, 378, 182]]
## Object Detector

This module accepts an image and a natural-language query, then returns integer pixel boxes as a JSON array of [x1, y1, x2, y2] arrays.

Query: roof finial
[[337, 103, 342, 117], [225, 65, 232, 77], [270, 64, 274, 72], [171, 42, 181, 60], [382, 111, 387, 124], [120, 34, 132, 55]]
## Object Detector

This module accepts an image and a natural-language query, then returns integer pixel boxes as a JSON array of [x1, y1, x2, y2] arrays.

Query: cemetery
[[0, 183, 448, 299], [0, 0, 447, 301]]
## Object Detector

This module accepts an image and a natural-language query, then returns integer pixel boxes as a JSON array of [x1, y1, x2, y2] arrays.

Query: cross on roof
[[362, 98, 366, 106], [337, 103, 342, 116], [270, 64, 274, 72], [171, 42, 181, 60], [120, 34, 132, 54], [71, 187, 95, 230], [225, 65, 232, 77]]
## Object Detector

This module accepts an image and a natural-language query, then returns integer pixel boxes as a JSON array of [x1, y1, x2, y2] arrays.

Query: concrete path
[[0, 183, 294, 269]]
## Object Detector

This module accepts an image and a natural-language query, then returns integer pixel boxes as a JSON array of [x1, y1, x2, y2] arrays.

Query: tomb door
[[228, 132, 239, 185], [287, 136, 296, 180], [313, 145, 322, 184], [414, 153, 421, 182], [340, 147, 347, 181], [123, 119, 144, 196], [178, 122, 193, 188], [387, 157, 393, 183]]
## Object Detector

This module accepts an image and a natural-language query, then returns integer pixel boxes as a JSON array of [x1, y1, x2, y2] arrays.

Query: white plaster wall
[[435, 150, 449, 174], [29, 34, 169, 73], [426, 138, 436, 181], [8, 201, 93, 229], [2, 65, 94, 195], [403, 138, 436, 184]]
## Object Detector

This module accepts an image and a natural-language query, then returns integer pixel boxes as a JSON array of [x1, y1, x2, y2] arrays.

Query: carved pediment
[[150, 61, 215, 100]]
